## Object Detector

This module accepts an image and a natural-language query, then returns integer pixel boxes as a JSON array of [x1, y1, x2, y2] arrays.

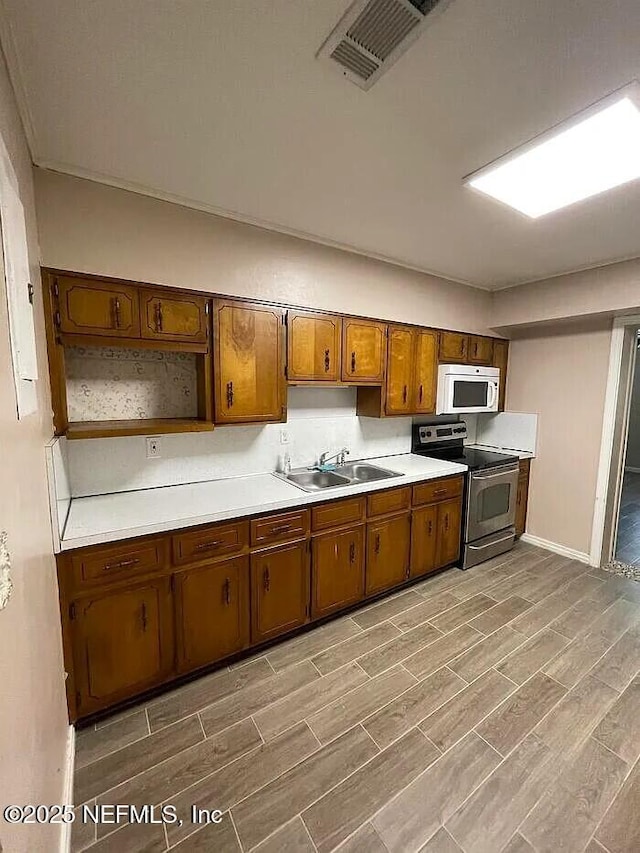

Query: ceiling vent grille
[[318, 0, 453, 90]]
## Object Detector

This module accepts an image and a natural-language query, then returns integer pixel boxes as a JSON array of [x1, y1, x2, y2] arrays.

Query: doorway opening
[[592, 317, 640, 571]]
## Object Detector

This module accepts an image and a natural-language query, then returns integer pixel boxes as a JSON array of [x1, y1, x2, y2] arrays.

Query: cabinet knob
[[324, 349, 330, 372]]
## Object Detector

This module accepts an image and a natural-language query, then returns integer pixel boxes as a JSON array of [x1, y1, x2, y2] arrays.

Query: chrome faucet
[[318, 447, 350, 467]]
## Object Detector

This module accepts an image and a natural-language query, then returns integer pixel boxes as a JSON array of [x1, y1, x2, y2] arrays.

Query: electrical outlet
[[279, 429, 290, 445], [146, 437, 161, 458]]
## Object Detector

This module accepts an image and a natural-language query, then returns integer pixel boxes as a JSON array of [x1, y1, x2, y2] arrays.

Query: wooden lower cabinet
[[437, 498, 463, 567], [174, 556, 250, 673], [251, 541, 310, 643], [312, 525, 365, 618], [411, 504, 439, 578], [515, 459, 531, 537], [366, 513, 411, 595], [71, 577, 174, 716]]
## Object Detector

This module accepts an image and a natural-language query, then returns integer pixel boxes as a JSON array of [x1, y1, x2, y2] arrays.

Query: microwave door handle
[[488, 381, 498, 409]]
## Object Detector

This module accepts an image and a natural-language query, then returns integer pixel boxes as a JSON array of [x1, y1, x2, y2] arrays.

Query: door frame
[[590, 315, 640, 566]]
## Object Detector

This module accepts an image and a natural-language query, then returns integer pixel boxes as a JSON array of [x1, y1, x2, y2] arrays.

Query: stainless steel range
[[412, 422, 519, 569]]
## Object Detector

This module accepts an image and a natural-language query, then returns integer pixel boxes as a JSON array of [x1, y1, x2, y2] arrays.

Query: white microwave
[[436, 364, 500, 414]]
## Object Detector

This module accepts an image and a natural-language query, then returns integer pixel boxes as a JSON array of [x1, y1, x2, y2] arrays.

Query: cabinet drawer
[[367, 486, 411, 518], [312, 497, 365, 532], [71, 538, 167, 588], [172, 520, 249, 565], [251, 509, 310, 547], [413, 476, 464, 506]]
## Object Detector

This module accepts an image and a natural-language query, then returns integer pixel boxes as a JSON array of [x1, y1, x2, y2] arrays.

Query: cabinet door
[[515, 470, 530, 537], [413, 329, 438, 413], [439, 331, 468, 363], [493, 339, 509, 412], [468, 336, 494, 366], [312, 526, 365, 618], [251, 542, 310, 643], [385, 326, 414, 415], [72, 578, 174, 714], [436, 499, 462, 568], [214, 301, 285, 423], [342, 319, 387, 383], [366, 514, 410, 595], [57, 276, 140, 338], [175, 556, 249, 672], [411, 505, 439, 578], [287, 311, 342, 382], [140, 290, 208, 343]]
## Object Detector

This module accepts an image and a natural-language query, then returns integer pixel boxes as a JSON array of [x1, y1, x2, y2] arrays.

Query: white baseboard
[[624, 466, 640, 474], [520, 533, 592, 565], [59, 725, 75, 853]]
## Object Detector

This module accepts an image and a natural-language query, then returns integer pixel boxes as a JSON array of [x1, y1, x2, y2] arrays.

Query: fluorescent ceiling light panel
[[466, 93, 640, 217]]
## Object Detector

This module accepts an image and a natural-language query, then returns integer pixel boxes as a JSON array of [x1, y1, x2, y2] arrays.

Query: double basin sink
[[275, 461, 402, 493]]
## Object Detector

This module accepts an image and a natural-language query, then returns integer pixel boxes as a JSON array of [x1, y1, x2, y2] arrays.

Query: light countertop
[[60, 453, 467, 552], [467, 443, 535, 460]]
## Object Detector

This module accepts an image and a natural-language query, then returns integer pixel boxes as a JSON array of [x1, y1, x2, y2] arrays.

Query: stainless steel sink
[[334, 462, 399, 483], [283, 469, 352, 491], [275, 461, 402, 492]]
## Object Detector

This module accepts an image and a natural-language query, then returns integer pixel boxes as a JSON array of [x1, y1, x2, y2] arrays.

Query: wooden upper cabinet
[[287, 311, 342, 382], [468, 335, 494, 366], [413, 329, 438, 413], [342, 318, 387, 383], [250, 541, 310, 643], [439, 331, 468, 363], [436, 498, 462, 568], [311, 525, 365, 618], [174, 556, 250, 673], [56, 276, 140, 338], [214, 300, 286, 424], [385, 326, 414, 415], [493, 339, 509, 411], [71, 578, 174, 714], [366, 513, 410, 595], [140, 290, 208, 344]]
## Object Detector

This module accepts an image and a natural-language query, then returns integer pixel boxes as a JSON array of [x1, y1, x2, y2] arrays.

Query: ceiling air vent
[[318, 0, 453, 90]]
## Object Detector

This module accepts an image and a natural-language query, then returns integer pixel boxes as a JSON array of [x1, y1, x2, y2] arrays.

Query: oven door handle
[[473, 466, 519, 480]]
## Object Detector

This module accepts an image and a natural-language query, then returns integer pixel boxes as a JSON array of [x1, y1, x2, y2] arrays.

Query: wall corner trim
[[520, 532, 592, 566], [59, 724, 75, 853]]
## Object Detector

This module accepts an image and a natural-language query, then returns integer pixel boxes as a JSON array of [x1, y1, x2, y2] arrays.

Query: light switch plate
[[279, 429, 290, 445]]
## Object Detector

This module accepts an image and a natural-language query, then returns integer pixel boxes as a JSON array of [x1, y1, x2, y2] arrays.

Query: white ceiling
[[3, 0, 640, 289]]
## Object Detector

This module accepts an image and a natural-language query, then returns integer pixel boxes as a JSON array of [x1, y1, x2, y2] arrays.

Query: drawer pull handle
[[419, 384, 423, 404], [263, 567, 270, 592], [351, 351, 356, 373], [141, 602, 148, 632], [224, 578, 231, 606], [374, 534, 381, 555], [427, 520, 433, 535], [104, 557, 139, 571], [155, 301, 164, 332], [460, 339, 465, 355], [349, 542, 356, 564], [226, 381, 234, 408], [113, 297, 121, 329], [271, 524, 292, 534], [432, 488, 447, 496], [444, 513, 450, 531], [402, 385, 407, 404], [324, 349, 330, 372], [195, 539, 225, 551]]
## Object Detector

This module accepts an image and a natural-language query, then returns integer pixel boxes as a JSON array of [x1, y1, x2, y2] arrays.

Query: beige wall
[[493, 258, 640, 328], [0, 52, 69, 853], [33, 169, 493, 334], [506, 318, 613, 556]]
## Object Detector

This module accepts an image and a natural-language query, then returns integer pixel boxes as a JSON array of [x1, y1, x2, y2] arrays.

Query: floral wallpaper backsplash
[[65, 346, 198, 421]]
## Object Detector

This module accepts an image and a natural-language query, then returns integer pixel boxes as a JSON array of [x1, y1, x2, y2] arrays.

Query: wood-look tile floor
[[72, 543, 640, 853]]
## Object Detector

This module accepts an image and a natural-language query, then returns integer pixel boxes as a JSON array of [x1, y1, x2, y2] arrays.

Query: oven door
[[437, 374, 499, 414], [466, 463, 519, 542]]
